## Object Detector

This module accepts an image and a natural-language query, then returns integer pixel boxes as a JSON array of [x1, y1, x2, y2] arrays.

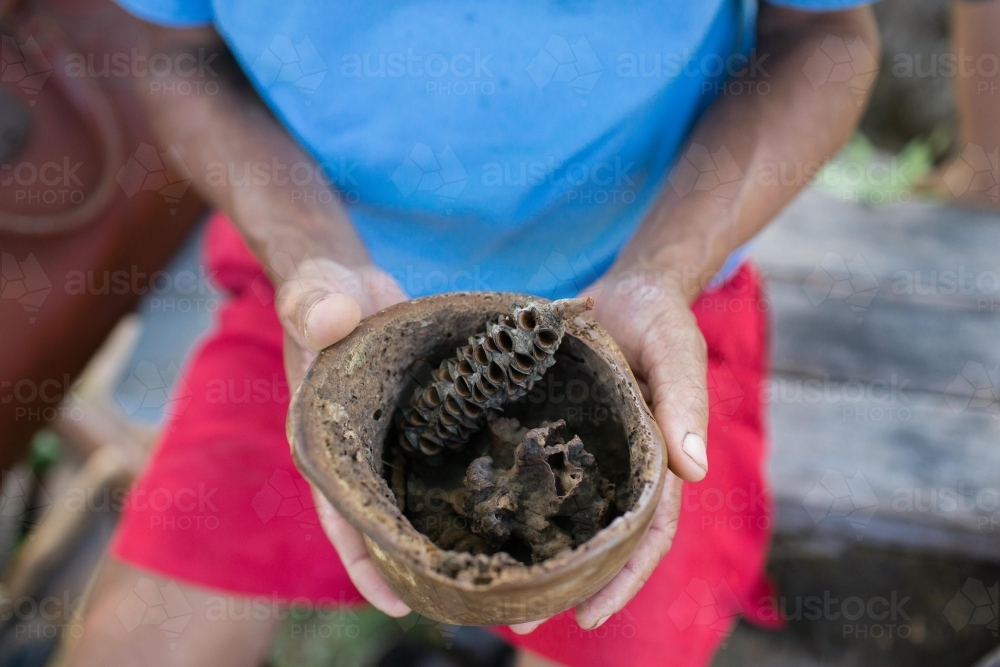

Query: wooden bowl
[[289, 292, 666, 625]]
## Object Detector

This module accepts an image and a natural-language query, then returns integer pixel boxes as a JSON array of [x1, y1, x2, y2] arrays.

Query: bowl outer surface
[[289, 292, 667, 625]]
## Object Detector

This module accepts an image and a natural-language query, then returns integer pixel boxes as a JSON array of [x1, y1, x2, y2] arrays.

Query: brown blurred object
[[861, 0, 955, 152], [0, 0, 205, 471], [918, 0, 1000, 210]]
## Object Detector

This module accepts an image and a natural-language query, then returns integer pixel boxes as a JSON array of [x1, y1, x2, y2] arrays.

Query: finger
[[641, 311, 710, 482], [509, 618, 548, 635], [360, 268, 409, 312], [312, 488, 411, 617], [576, 474, 682, 629], [303, 293, 362, 352], [278, 285, 362, 353]]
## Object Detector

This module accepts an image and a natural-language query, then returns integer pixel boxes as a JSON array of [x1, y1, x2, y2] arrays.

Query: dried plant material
[[462, 420, 614, 564], [398, 297, 593, 457], [406, 472, 487, 555], [485, 417, 527, 469], [387, 296, 621, 567]]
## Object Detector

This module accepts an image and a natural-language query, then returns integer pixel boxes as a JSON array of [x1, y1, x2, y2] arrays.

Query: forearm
[[612, 6, 881, 302], [134, 26, 371, 275]]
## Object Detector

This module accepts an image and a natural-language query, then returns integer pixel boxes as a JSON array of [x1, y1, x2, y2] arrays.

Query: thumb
[[275, 262, 363, 353]]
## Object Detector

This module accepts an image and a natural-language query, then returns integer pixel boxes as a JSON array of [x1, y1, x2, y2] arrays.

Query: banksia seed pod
[[398, 297, 594, 457]]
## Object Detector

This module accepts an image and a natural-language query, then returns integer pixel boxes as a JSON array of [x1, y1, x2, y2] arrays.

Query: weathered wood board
[[753, 188, 1000, 562]]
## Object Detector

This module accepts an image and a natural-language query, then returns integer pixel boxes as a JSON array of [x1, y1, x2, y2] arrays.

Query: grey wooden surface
[[752, 188, 1000, 562]]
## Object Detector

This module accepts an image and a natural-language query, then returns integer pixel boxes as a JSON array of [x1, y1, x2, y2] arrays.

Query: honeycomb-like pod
[[462, 420, 615, 564], [398, 297, 594, 457]]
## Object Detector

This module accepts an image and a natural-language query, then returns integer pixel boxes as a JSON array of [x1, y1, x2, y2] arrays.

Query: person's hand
[[274, 256, 407, 392], [511, 270, 706, 634], [273, 255, 412, 617]]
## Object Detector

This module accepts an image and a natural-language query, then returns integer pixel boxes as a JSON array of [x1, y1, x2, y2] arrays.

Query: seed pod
[[398, 297, 593, 457], [462, 420, 614, 563]]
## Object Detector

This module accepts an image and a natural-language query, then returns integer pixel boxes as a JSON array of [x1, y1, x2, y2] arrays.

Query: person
[[922, 0, 1000, 208], [66, 1, 880, 666]]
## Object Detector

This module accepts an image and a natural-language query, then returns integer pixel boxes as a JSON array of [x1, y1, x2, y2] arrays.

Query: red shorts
[[111, 212, 777, 666]]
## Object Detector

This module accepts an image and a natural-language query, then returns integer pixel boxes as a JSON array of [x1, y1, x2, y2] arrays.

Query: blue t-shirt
[[119, 0, 869, 298]]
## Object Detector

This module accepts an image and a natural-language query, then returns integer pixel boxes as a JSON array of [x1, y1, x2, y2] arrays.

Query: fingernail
[[682, 432, 707, 472], [388, 601, 411, 618], [303, 295, 331, 350], [591, 614, 611, 630], [510, 620, 543, 635]]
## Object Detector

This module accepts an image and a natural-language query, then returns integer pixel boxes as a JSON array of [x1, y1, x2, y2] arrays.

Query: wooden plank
[[766, 374, 1000, 561], [754, 188, 1000, 297], [765, 280, 1000, 396], [752, 188, 1000, 561]]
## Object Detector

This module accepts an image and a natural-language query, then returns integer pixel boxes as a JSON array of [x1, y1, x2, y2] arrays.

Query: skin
[[67, 5, 879, 665], [925, 0, 1000, 209], [65, 559, 279, 667], [952, 0, 1000, 160]]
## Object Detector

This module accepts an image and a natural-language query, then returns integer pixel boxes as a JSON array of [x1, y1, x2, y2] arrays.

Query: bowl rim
[[288, 291, 667, 594]]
